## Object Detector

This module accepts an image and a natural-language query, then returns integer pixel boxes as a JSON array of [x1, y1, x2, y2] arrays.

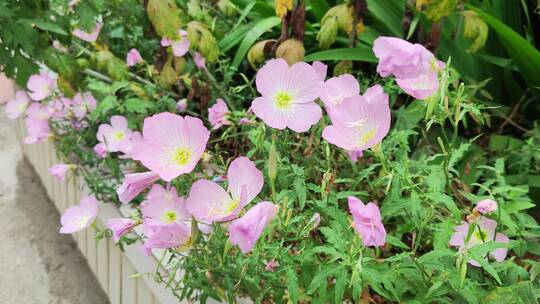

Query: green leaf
[[218, 24, 251, 52], [26, 19, 68, 35], [334, 266, 347, 304], [307, 266, 336, 293], [366, 0, 404, 37], [308, 0, 330, 21], [304, 46, 377, 62], [231, 17, 281, 69], [124, 98, 155, 114], [286, 268, 299, 304], [482, 281, 538, 304], [467, 5, 540, 88]]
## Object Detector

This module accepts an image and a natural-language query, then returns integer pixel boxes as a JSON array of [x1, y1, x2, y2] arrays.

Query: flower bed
[[3, 1, 540, 303]]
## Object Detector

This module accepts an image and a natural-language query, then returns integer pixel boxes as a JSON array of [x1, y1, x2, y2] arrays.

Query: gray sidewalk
[[0, 109, 109, 304]]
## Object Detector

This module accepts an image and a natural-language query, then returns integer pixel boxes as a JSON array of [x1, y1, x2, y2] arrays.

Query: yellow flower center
[[473, 228, 488, 242], [358, 129, 377, 147], [225, 198, 240, 214], [275, 92, 293, 109], [113, 131, 125, 141], [162, 210, 177, 224], [172, 147, 191, 166]]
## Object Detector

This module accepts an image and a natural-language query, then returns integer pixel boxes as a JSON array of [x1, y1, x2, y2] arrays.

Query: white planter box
[[13, 118, 180, 304]]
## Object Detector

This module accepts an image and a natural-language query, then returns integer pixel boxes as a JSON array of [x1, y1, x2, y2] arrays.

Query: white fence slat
[[97, 224, 109, 295], [121, 256, 137, 304], [109, 239, 122, 304], [137, 279, 155, 304]]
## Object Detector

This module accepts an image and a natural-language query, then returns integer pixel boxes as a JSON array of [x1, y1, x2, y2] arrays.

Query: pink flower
[[143, 222, 191, 255], [93, 143, 107, 158], [208, 98, 231, 130], [126, 48, 143, 67], [161, 30, 190, 57], [23, 103, 51, 144], [310, 213, 321, 229], [48, 163, 74, 182], [186, 157, 264, 222], [319, 74, 359, 111], [449, 217, 509, 266], [59, 196, 98, 234], [107, 218, 138, 242], [373, 36, 442, 100], [228, 201, 278, 253], [71, 92, 97, 119], [72, 23, 103, 42], [5, 91, 30, 119], [141, 184, 190, 225], [193, 52, 206, 69], [474, 199, 498, 214], [312, 61, 327, 81], [264, 259, 280, 272], [322, 85, 390, 156], [132, 113, 210, 182], [96, 115, 134, 153], [348, 196, 386, 247], [27, 72, 57, 101], [251, 58, 323, 132], [176, 99, 188, 112], [116, 171, 160, 204], [118, 131, 142, 159]]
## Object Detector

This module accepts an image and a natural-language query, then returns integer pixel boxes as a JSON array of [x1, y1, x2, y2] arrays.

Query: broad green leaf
[[286, 268, 299, 304], [231, 17, 281, 69], [468, 5, 540, 88], [26, 19, 68, 35], [304, 46, 377, 62], [219, 24, 251, 52], [307, 0, 330, 21], [366, 0, 404, 37]]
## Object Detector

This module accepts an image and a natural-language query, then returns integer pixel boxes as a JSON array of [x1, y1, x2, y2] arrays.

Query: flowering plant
[[3, 0, 540, 303]]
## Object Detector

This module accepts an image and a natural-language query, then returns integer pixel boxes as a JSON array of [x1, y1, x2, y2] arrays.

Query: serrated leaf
[[124, 98, 155, 114]]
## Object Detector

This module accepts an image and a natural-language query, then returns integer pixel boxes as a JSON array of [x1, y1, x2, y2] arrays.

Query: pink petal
[[285, 102, 322, 133], [227, 157, 264, 204], [185, 179, 235, 221], [251, 97, 288, 130]]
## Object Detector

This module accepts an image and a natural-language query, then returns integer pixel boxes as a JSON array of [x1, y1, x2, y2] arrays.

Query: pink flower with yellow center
[[141, 184, 190, 225], [186, 157, 264, 222], [322, 85, 390, 156], [27, 72, 57, 101], [132, 112, 210, 182], [5, 91, 30, 119], [96, 115, 134, 153], [449, 217, 509, 266], [251, 58, 323, 133]]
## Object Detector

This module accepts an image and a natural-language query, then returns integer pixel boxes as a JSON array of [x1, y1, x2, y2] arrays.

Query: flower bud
[[146, 0, 183, 38], [275, 0, 293, 18], [248, 40, 273, 69], [463, 10, 488, 53], [275, 39, 305, 65], [333, 60, 353, 76], [473, 199, 497, 214], [317, 14, 339, 49], [268, 141, 278, 182]]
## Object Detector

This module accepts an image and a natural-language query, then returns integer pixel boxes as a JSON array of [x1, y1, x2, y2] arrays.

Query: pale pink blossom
[[264, 259, 280, 272], [251, 58, 323, 132], [176, 99, 188, 112], [71, 92, 97, 119], [193, 52, 206, 69], [208, 98, 231, 130], [48, 163, 74, 182], [5, 91, 30, 119], [312, 61, 327, 81], [59, 196, 98, 234], [46, 97, 70, 119], [141, 184, 190, 225], [116, 171, 160, 204], [132, 113, 210, 182], [72, 23, 102, 42], [474, 199, 498, 214], [186, 157, 264, 222], [161, 30, 190, 57], [93, 143, 107, 158], [96, 115, 134, 153], [24, 103, 51, 144], [373, 37, 443, 100], [107, 218, 138, 242], [449, 217, 509, 266], [143, 221, 191, 255], [322, 85, 390, 156], [319, 74, 359, 112], [126, 48, 143, 67], [228, 201, 278, 253], [348, 196, 386, 247], [27, 72, 57, 101]]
